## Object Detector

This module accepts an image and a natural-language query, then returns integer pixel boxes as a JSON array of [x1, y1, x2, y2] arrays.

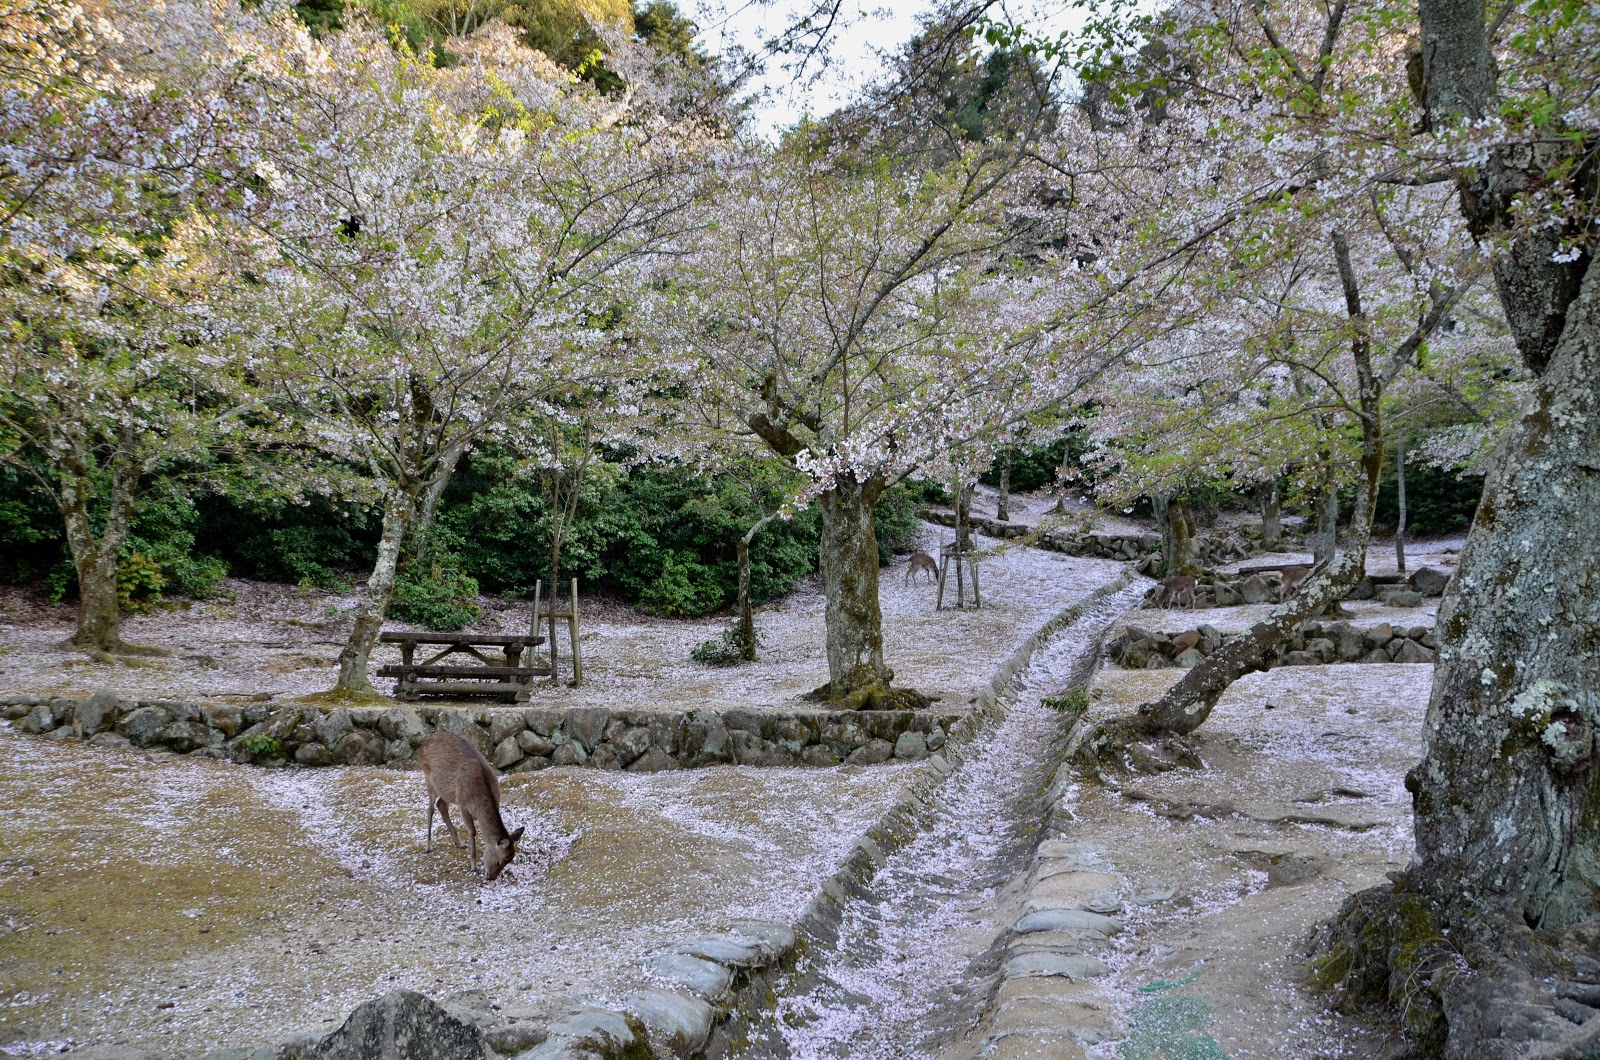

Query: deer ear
[[509, 826, 525, 844]]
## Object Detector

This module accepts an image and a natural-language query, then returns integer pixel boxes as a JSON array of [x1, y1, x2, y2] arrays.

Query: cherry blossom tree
[[0, 0, 272, 654], [663, 138, 1105, 704], [243, 22, 705, 693]]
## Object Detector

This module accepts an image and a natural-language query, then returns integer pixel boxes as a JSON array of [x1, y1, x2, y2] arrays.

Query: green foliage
[[116, 553, 166, 610], [1374, 465, 1483, 535], [240, 732, 281, 757], [689, 621, 759, 666], [874, 480, 940, 563], [126, 495, 229, 598], [391, 551, 484, 630], [192, 494, 378, 588], [1042, 687, 1090, 714]]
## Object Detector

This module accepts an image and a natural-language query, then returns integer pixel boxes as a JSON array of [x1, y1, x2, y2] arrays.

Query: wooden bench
[[376, 632, 549, 702]]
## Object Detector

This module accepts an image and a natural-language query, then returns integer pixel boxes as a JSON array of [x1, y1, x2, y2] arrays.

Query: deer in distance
[[1277, 564, 1311, 603], [418, 731, 525, 881], [905, 550, 938, 585], [1157, 574, 1197, 609]]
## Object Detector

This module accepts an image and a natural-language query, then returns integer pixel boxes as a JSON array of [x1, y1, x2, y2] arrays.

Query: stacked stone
[[1107, 620, 1438, 670], [1142, 565, 1451, 611], [0, 694, 956, 772], [211, 920, 796, 1060]]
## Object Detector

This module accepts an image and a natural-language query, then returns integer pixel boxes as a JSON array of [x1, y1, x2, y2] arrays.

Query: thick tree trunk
[[336, 491, 414, 693], [1260, 480, 1282, 551], [1409, 265, 1600, 931], [1155, 493, 1197, 576], [58, 442, 138, 655], [996, 451, 1011, 522], [737, 536, 756, 661], [817, 476, 892, 698]]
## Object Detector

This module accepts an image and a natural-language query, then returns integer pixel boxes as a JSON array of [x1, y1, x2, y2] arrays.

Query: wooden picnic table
[[376, 631, 549, 702]]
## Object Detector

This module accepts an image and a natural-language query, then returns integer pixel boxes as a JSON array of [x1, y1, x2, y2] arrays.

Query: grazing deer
[[1157, 574, 1197, 609], [905, 550, 938, 586], [1277, 564, 1311, 602], [418, 731, 524, 881]]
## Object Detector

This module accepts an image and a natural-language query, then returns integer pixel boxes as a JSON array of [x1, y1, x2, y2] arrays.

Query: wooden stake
[[568, 577, 582, 686]]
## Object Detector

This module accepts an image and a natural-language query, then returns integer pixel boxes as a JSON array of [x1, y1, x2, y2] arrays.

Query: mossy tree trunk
[[737, 512, 780, 662], [996, 450, 1011, 522], [1154, 493, 1197, 577], [817, 474, 892, 698], [336, 486, 417, 693], [1316, 4, 1600, 1050], [58, 430, 140, 655]]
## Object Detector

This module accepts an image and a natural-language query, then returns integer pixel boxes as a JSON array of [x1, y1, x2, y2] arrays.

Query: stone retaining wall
[[1107, 619, 1438, 669], [917, 507, 1255, 575], [1145, 565, 1450, 610], [0, 693, 959, 772]]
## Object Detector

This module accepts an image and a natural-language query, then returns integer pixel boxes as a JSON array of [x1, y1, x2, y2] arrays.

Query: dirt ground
[[0, 521, 1122, 715], [1073, 663, 1432, 1059], [0, 729, 918, 1057]]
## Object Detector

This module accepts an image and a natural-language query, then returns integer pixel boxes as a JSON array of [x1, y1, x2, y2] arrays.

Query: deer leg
[[467, 816, 481, 876], [437, 799, 466, 851], [427, 794, 435, 853]]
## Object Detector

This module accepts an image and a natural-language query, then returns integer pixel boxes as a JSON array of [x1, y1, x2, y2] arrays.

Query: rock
[[1173, 648, 1205, 668], [626, 747, 678, 773], [1239, 574, 1271, 604], [1304, 637, 1335, 661], [247, 1032, 321, 1060], [589, 744, 622, 770], [200, 703, 244, 739], [1212, 585, 1240, 607], [89, 731, 132, 750], [1363, 623, 1394, 649], [483, 711, 523, 746], [927, 726, 946, 752], [550, 741, 588, 767], [385, 738, 416, 763], [677, 711, 731, 766], [1360, 649, 1392, 664], [847, 738, 894, 766], [1380, 589, 1425, 608], [618, 989, 714, 1055], [336, 729, 386, 766], [201, 1049, 256, 1060], [613, 726, 652, 764], [46, 725, 76, 741], [801, 746, 841, 767], [894, 731, 928, 761], [315, 709, 354, 749], [294, 742, 336, 766], [644, 952, 733, 1000], [1117, 638, 1153, 669], [378, 706, 429, 745], [1170, 631, 1200, 652], [1335, 630, 1366, 662], [118, 705, 173, 747], [434, 710, 487, 754], [564, 708, 610, 751], [19, 702, 56, 735], [516, 730, 556, 756], [1015, 909, 1123, 935], [76, 688, 122, 736], [1279, 651, 1320, 667], [1197, 624, 1223, 654], [492, 736, 524, 769], [315, 989, 489, 1060], [1393, 639, 1436, 664], [680, 934, 771, 967], [1002, 953, 1111, 980], [532, 1009, 638, 1058], [1410, 566, 1450, 596]]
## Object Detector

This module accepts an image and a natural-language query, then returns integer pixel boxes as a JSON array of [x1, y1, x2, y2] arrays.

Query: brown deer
[[418, 731, 524, 881], [1277, 564, 1311, 602], [905, 550, 938, 586], [1157, 574, 1197, 609]]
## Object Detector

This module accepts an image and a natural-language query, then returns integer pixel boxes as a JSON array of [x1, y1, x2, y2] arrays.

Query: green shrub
[[1374, 465, 1483, 535], [117, 552, 167, 609], [1042, 687, 1090, 714], [690, 622, 760, 666], [391, 552, 483, 630]]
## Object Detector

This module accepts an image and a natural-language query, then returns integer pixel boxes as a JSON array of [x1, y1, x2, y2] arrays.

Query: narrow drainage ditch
[[729, 582, 1148, 1059]]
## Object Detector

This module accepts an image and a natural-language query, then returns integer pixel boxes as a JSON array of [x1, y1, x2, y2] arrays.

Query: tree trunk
[[996, 451, 1011, 522], [1260, 480, 1282, 551], [336, 491, 414, 692], [816, 476, 892, 698], [58, 438, 138, 654], [1155, 493, 1197, 576], [1394, 440, 1407, 574], [1409, 264, 1600, 931], [1314, 469, 1339, 565], [737, 535, 756, 661]]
